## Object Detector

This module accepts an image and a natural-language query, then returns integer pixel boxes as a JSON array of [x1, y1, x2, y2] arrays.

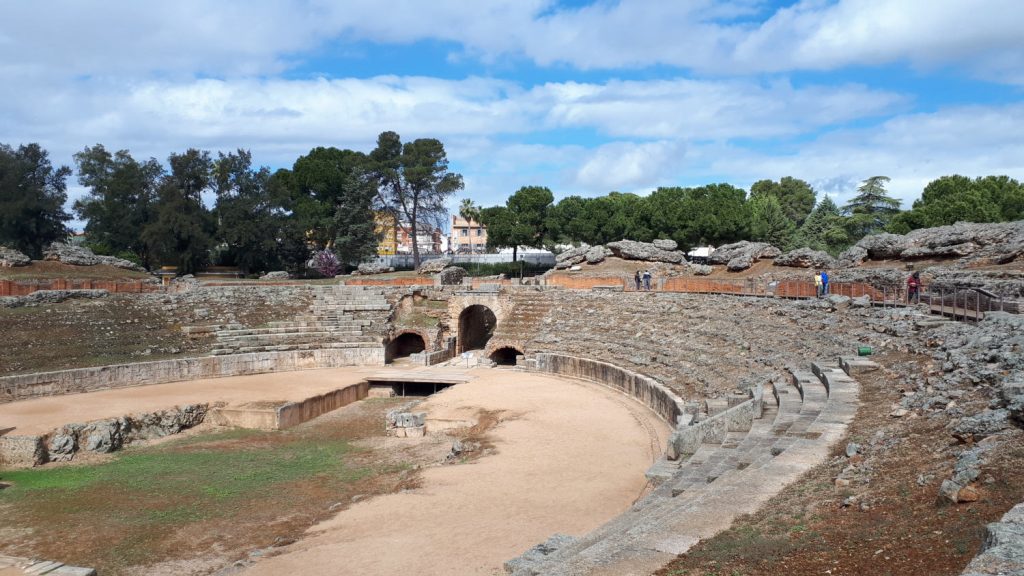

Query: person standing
[[821, 270, 830, 296], [642, 269, 652, 291], [907, 271, 920, 303], [814, 271, 823, 298], [634, 270, 642, 291]]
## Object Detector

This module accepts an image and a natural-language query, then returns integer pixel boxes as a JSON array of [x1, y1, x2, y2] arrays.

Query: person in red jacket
[[907, 271, 921, 303]]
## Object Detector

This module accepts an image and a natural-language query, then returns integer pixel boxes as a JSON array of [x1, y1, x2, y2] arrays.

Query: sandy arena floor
[[242, 367, 670, 576], [0, 367, 385, 435], [1, 365, 669, 575]]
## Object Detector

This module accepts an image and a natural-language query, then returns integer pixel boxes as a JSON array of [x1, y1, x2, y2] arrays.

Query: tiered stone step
[[489, 291, 558, 346], [508, 359, 866, 576], [207, 286, 391, 356]]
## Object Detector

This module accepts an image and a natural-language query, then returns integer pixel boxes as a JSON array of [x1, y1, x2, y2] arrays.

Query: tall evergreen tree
[[843, 176, 901, 239], [73, 144, 162, 267], [0, 143, 71, 258], [213, 149, 285, 274], [749, 194, 796, 248], [797, 196, 850, 254], [369, 131, 463, 268], [142, 149, 215, 274], [749, 176, 816, 227]]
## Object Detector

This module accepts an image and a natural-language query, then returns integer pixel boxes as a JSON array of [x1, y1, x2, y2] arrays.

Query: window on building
[[476, 229, 482, 236]]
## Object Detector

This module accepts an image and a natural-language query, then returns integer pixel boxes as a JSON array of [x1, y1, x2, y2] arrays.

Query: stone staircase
[[488, 290, 558, 351], [506, 357, 867, 576], [0, 555, 95, 575], [209, 286, 390, 356]]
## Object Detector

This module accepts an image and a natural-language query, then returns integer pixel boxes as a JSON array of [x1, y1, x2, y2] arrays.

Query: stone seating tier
[[507, 356, 867, 576]]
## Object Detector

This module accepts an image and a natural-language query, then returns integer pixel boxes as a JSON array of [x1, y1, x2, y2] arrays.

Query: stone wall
[[0, 348, 384, 404], [667, 388, 761, 459], [529, 353, 686, 427], [276, 381, 368, 429]]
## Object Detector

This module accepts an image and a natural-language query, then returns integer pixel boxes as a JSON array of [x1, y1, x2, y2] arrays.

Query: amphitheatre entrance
[[385, 332, 426, 363], [458, 304, 496, 352]]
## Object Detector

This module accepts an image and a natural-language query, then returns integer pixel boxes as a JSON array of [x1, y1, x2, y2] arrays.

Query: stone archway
[[458, 305, 497, 352], [385, 332, 427, 363], [488, 346, 522, 366]]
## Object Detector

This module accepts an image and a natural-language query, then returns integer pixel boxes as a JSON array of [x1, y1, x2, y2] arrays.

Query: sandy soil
[[0, 367, 386, 435], [242, 367, 670, 576]]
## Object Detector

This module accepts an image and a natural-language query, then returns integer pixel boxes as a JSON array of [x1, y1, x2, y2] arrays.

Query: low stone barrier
[[529, 353, 685, 427], [277, 382, 368, 429], [1, 404, 209, 468], [666, 386, 762, 460], [0, 348, 385, 404]]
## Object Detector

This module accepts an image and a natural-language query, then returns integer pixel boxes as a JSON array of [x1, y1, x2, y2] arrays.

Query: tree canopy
[[142, 149, 215, 274], [843, 176, 901, 239], [370, 131, 463, 267], [74, 144, 162, 266], [481, 186, 554, 260], [0, 143, 71, 258]]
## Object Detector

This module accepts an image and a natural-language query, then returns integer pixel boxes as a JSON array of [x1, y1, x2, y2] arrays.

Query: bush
[[312, 249, 341, 278]]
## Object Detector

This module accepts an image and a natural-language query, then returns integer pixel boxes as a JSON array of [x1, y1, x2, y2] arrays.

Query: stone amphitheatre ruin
[[1, 221, 1024, 575]]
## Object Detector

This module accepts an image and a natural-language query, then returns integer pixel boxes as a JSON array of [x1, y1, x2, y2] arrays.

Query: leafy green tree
[[73, 144, 162, 267], [686, 183, 750, 246], [843, 176, 901, 239], [458, 198, 481, 254], [142, 149, 215, 274], [370, 131, 463, 267], [545, 195, 593, 245], [887, 174, 1024, 233], [283, 147, 375, 252], [981, 175, 1024, 221], [749, 176, 816, 227], [0, 143, 71, 258], [480, 186, 554, 261], [749, 193, 796, 248], [796, 196, 850, 254], [213, 150, 284, 274]]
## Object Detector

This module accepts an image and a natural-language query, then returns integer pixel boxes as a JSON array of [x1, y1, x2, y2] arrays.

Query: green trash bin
[[857, 346, 873, 356]]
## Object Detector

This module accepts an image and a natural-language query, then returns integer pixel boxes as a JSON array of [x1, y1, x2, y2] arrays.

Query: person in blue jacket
[[821, 270, 829, 295]]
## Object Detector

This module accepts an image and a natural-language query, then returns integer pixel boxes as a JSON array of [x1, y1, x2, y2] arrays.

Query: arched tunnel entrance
[[458, 305, 497, 352], [386, 332, 426, 363], [488, 347, 522, 366]]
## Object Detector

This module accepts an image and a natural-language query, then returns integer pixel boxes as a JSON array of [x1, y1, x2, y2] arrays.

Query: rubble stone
[[0, 246, 31, 267]]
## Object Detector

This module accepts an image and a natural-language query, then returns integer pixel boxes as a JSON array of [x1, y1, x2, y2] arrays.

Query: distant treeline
[[478, 175, 1024, 257], [2, 140, 1021, 275]]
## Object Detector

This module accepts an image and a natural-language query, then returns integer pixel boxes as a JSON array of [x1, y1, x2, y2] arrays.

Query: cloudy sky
[[3, 0, 1023, 229]]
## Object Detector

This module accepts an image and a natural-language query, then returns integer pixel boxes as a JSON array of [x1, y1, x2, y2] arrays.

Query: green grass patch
[[0, 427, 375, 574]]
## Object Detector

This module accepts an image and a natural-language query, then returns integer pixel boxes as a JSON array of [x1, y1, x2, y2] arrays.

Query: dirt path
[[242, 368, 670, 576]]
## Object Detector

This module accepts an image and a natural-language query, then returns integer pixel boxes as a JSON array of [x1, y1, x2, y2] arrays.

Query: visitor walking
[[821, 270, 830, 295], [814, 271, 823, 298], [642, 269, 652, 291], [634, 270, 642, 291], [907, 271, 921, 304]]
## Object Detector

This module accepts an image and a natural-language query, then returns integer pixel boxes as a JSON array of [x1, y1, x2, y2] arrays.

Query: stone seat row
[[507, 357, 866, 576]]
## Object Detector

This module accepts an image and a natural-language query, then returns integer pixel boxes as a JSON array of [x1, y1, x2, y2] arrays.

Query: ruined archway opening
[[489, 347, 521, 366], [385, 332, 426, 363], [458, 305, 497, 352]]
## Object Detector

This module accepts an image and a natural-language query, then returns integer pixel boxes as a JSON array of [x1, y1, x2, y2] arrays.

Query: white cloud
[[575, 140, 686, 191], [698, 102, 1024, 206], [4, 1, 1023, 80]]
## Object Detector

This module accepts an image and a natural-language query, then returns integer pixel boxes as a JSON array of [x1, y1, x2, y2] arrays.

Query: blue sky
[[2, 0, 1023, 230]]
